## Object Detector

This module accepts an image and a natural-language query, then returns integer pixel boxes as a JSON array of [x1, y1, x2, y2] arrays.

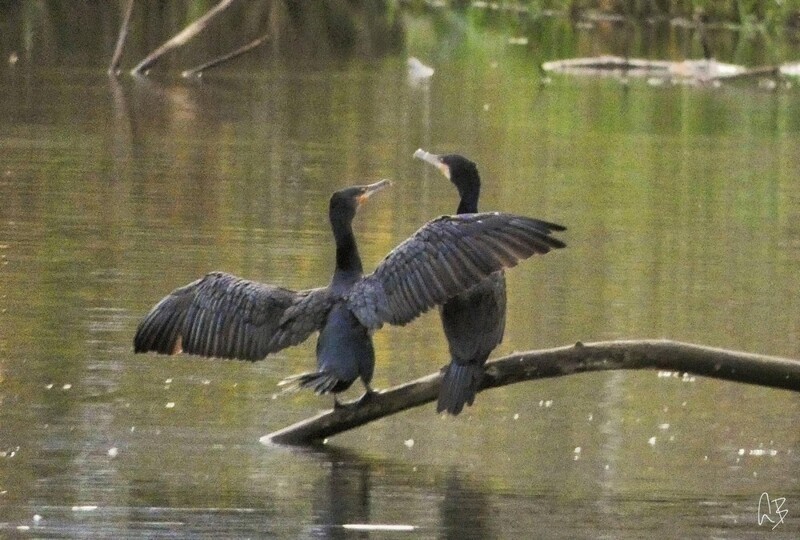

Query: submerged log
[[262, 339, 800, 446], [541, 55, 673, 77], [540, 56, 784, 84]]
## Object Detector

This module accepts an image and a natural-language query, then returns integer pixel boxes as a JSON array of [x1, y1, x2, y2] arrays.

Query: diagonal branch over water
[[262, 339, 800, 446], [131, 0, 237, 75], [182, 33, 270, 78]]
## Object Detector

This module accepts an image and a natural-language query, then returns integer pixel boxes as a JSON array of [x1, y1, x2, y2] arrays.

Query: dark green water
[[1, 6, 799, 538]]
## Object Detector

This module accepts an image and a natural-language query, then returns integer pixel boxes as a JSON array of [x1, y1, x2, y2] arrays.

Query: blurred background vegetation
[[2, 0, 800, 73]]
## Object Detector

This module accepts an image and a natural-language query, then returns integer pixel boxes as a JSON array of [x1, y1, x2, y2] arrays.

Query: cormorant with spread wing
[[415, 150, 565, 415], [134, 178, 566, 407]]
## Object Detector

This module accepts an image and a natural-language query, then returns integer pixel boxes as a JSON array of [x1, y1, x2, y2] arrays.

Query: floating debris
[[648, 436, 657, 446], [407, 57, 434, 83], [404, 438, 415, 448], [658, 371, 696, 382], [71, 505, 98, 512], [165, 402, 175, 409], [738, 447, 779, 457], [1, 446, 20, 458], [758, 78, 777, 91], [107, 447, 118, 458], [343, 524, 415, 532]]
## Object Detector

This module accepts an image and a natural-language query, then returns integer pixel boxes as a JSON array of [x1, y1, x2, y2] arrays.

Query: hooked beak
[[413, 148, 450, 179], [357, 178, 392, 205]]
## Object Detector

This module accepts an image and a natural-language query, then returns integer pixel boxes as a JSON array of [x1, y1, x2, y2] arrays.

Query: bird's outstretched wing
[[134, 271, 336, 360], [348, 213, 565, 329]]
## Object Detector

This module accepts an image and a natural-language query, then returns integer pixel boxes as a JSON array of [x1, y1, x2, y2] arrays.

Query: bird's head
[[414, 149, 480, 210], [329, 179, 392, 224]]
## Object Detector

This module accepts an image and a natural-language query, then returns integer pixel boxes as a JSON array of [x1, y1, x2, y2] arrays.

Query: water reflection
[[440, 469, 491, 539], [308, 448, 372, 538], [302, 447, 495, 540]]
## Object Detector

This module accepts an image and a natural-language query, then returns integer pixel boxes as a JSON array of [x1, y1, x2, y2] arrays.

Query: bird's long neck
[[332, 216, 363, 283], [457, 184, 480, 214]]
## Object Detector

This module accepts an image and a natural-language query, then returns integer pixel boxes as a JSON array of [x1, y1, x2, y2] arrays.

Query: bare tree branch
[[130, 0, 237, 75], [262, 340, 800, 446], [181, 32, 270, 78], [108, 0, 135, 75]]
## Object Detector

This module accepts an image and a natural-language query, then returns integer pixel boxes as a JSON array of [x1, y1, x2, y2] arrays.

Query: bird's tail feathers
[[278, 371, 340, 395], [437, 363, 484, 415]]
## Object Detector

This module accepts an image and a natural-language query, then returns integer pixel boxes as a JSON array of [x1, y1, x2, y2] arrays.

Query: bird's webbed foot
[[333, 387, 377, 410], [355, 387, 377, 406]]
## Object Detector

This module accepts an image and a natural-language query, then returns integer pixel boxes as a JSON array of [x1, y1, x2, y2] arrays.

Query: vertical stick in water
[[108, 0, 135, 75]]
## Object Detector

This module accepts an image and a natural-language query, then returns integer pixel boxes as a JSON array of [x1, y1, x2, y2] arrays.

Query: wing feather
[[134, 271, 335, 361], [348, 213, 566, 328]]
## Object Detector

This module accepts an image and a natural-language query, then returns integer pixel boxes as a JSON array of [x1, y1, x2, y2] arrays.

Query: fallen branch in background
[[108, 0, 135, 75], [182, 32, 270, 78], [131, 0, 236, 75], [262, 339, 800, 446]]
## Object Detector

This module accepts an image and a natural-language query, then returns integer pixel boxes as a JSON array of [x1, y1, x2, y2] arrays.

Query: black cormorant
[[134, 178, 566, 407], [415, 150, 565, 415]]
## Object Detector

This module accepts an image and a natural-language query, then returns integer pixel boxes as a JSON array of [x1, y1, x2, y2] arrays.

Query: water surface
[[1, 8, 799, 538]]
